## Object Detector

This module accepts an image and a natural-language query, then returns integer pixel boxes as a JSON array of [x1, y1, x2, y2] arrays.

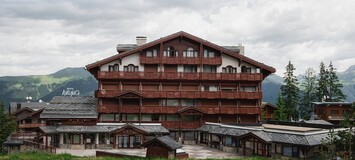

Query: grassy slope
[[0, 152, 272, 160]]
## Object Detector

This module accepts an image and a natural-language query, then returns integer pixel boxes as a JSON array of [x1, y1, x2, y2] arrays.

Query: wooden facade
[[86, 31, 275, 143], [313, 102, 353, 124]]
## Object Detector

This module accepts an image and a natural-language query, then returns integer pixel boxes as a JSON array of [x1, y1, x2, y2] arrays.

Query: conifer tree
[[299, 68, 317, 120], [0, 101, 17, 152], [327, 61, 346, 101], [316, 61, 346, 102], [273, 93, 288, 121], [316, 62, 328, 101], [281, 61, 299, 121]]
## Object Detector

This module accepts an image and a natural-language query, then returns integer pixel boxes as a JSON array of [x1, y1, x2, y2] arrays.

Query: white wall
[[100, 53, 144, 71], [240, 62, 257, 73], [217, 54, 239, 72], [101, 60, 120, 71], [121, 53, 144, 71]]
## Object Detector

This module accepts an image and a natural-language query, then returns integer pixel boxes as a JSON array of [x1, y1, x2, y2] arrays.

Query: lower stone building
[[198, 122, 344, 159], [39, 123, 169, 149]]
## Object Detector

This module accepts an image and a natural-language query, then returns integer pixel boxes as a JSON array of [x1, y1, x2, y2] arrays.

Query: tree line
[[273, 61, 346, 121]]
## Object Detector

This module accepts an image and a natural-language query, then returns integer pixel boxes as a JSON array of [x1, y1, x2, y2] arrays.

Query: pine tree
[[316, 62, 346, 102], [273, 93, 288, 121], [316, 62, 328, 101], [327, 61, 346, 101], [281, 61, 299, 121], [299, 68, 317, 120], [0, 101, 17, 152]]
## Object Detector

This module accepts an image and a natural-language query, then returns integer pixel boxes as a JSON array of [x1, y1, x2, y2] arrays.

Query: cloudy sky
[[1, 0, 354, 76]]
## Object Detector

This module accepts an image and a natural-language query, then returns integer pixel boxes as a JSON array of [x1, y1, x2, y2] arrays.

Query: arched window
[[166, 46, 177, 57], [241, 66, 251, 73], [222, 65, 236, 73], [113, 64, 119, 71], [124, 64, 138, 72], [185, 47, 196, 57]]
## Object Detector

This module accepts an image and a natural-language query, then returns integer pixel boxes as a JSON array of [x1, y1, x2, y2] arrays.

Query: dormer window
[[184, 65, 197, 73], [204, 50, 215, 58], [124, 64, 138, 72], [184, 47, 198, 57], [109, 64, 119, 72], [241, 66, 251, 73], [146, 49, 157, 57], [203, 65, 216, 73], [164, 46, 178, 57], [222, 65, 237, 73]]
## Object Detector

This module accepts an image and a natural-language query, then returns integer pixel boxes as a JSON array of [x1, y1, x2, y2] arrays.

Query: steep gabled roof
[[86, 31, 275, 74], [142, 136, 182, 150]]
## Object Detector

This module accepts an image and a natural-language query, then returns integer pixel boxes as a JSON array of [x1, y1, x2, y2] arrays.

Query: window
[[152, 114, 160, 121], [241, 66, 251, 73], [99, 133, 110, 144], [146, 51, 153, 57], [283, 145, 298, 157], [100, 114, 115, 121], [184, 65, 197, 72], [165, 46, 178, 57], [330, 110, 339, 115], [222, 66, 237, 73], [202, 86, 218, 91], [64, 133, 70, 144], [146, 49, 157, 57], [72, 134, 81, 144], [181, 99, 199, 106], [275, 144, 282, 154], [141, 114, 152, 121], [223, 136, 236, 147], [166, 115, 179, 121], [240, 86, 256, 92], [203, 65, 217, 73], [126, 114, 139, 121], [162, 99, 179, 106], [204, 49, 215, 58], [124, 64, 138, 72], [183, 47, 198, 57], [109, 64, 119, 72]]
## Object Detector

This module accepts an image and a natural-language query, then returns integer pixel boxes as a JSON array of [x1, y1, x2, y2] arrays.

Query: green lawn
[[0, 152, 273, 160]]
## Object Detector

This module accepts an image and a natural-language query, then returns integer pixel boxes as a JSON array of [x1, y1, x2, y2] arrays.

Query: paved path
[[57, 145, 242, 159]]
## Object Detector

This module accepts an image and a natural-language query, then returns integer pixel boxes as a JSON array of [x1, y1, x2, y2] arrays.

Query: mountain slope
[[0, 68, 97, 107], [262, 65, 355, 104]]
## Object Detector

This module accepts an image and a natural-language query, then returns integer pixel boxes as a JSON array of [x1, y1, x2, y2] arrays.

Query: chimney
[[237, 43, 244, 55], [136, 36, 147, 46]]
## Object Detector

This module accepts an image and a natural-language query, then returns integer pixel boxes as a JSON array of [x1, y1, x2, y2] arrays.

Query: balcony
[[139, 54, 221, 65], [98, 104, 261, 115], [328, 115, 345, 120], [97, 89, 262, 99], [98, 71, 262, 81], [203, 57, 222, 65], [161, 121, 203, 129], [140, 56, 160, 64], [19, 123, 45, 129]]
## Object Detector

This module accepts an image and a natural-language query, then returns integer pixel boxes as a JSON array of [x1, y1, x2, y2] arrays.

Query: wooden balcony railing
[[19, 123, 45, 129], [140, 55, 221, 65], [98, 105, 261, 115], [98, 71, 262, 81], [11, 132, 37, 140], [96, 89, 262, 99], [328, 115, 345, 120], [161, 121, 203, 129]]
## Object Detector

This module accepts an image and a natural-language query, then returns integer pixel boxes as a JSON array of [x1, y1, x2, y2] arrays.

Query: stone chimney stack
[[136, 36, 147, 46], [238, 43, 245, 55]]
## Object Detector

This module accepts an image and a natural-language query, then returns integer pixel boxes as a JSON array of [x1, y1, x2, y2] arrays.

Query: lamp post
[[25, 96, 32, 102]]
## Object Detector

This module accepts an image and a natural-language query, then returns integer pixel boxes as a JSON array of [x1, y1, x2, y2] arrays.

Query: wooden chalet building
[[312, 102, 354, 124], [86, 31, 275, 144]]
